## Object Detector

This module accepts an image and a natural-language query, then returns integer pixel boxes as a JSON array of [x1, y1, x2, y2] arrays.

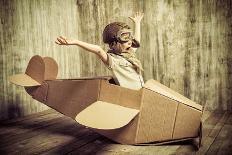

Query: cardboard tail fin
[[9, 55, 58, 87]]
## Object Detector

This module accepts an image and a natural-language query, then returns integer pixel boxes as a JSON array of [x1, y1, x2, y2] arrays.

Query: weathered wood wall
[[0, 0, 231, 120]]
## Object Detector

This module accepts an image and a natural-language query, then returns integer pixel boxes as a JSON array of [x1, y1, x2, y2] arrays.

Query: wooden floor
[[0, 110, 231, 155]]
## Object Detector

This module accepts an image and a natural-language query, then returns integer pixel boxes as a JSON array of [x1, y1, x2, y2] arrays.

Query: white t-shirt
[[106, 53, 144, 90]]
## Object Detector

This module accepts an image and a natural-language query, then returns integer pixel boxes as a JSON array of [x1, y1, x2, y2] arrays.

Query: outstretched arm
[[129, 12, 144, 43], [55, 36, 108, 64]]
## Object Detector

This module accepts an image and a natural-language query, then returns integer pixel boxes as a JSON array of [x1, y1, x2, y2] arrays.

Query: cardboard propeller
[[9, 55, 203, 147]]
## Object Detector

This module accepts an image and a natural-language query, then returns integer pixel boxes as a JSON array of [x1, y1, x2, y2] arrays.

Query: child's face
[[121, 40, 132, 52]]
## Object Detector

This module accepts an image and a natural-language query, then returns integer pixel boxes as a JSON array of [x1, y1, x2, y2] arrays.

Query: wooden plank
[[208, 112, 229, 137], [196, 112, 229, 155], [225, 113, 232, 125], [175, 111, 225, 154], [1, 0, 232, 122], [41, 131, 101, 155], [206, 124, 232, 154], [74, 139, 179, 155], [102, 144, 179, 155], [0, 111, 61, 136], [0, 110, 230, 155], [215, 124, 232, 154], [0, 111, 60, 127], [0, 116, 83, 154], [68, 137, 112, 155], [206, 113, 232, 154], [201, 110, 213, 122], [0, 115, 68, 147], [68, 136, 180, 155], [15, 127, 94, 155], [0, 109, 55, 125], [68, 111, 217, 154]]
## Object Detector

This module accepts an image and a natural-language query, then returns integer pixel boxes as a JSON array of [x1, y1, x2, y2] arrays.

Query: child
[[56, 12, 144, 90]]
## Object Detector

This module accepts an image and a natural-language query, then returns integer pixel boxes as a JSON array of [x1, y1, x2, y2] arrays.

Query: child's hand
[[55, 36, 75, 45], [129, 12, 144, 23]]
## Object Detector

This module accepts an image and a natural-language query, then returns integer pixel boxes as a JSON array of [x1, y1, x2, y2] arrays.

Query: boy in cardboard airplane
[[9, 12, 203, 147], [56, 12, 144, 90]]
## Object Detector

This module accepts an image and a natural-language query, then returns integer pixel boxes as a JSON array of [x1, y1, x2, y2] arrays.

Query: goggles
[[116, 29, 133, 42]]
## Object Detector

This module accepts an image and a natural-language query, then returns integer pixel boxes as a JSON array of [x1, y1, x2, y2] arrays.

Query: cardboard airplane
[[9, 55, 202, 146]]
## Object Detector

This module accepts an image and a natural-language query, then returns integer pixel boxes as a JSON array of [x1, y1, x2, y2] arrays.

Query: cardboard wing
[[9, 55, 203, 145], [75, 101, 139, 129]]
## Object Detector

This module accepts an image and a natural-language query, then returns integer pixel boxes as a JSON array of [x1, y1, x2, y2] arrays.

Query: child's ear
[[110, 42, 122, 54]]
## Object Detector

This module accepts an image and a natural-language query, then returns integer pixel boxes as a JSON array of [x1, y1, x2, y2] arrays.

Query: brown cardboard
[[43, 57, 58, 80], [25, 55, 46, 84], [173, 104, 201, 139], [136, 88, 178, 143], [9, 55, 45, 86], [45, 79, 100, 119], [75, 101, 139, 129], [9, 55, 58, 86], [143, 79, 202, 110], [8, 73, 41, 86], [9, 55, 203, 145]]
